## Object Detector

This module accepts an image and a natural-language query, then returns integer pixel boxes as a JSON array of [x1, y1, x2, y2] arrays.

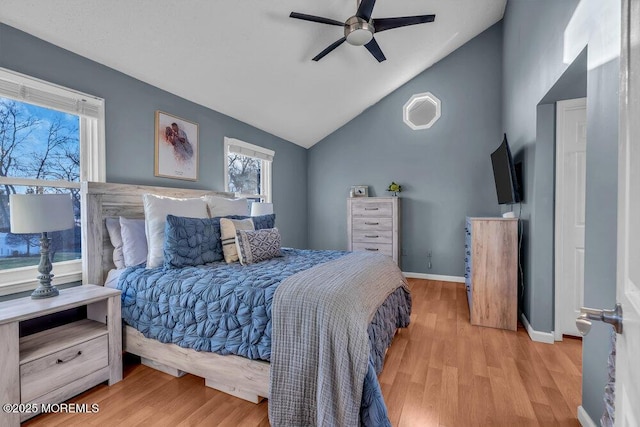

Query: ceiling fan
[[290, 0, 436, 62]]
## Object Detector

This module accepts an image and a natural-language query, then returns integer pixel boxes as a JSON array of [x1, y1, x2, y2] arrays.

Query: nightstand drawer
[[352, 229, 393, 244], [20, 334, 109, 402], [351, 201, 393, 217], [352, 242, 393, 257], [352, 217, 393, 231]]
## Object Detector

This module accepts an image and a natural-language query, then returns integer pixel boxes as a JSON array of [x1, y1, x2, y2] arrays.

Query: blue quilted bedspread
[[117, 247, 411, 426], [118, 248, 347, 360]]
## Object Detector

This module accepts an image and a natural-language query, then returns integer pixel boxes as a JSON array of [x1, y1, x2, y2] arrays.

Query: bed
[[81, 181, 410, 426]]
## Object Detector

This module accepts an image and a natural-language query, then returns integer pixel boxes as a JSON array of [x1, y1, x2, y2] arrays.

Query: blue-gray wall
[[308, 22, 504, 274], [503, 0, 619, 422], [503, 0, 582, 333], [0, 23, 308, 248], [581, 56, 619, 423]]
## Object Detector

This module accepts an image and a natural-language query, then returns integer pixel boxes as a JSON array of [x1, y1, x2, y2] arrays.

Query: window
[[403, 92, 441, 130], [224, 137, 274, 202], [0, 68, 105, 295]]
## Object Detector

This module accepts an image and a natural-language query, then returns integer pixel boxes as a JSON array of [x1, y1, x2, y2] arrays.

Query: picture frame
[[351, 185, 369, 197], [154, 110, 199, 181]]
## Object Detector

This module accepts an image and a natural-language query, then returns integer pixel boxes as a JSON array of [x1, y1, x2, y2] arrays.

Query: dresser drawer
[[352, 242, 393, 257], [351, 201, 393, 217], [352, 217, 393, 231], [352, 229, 393, 244], [20, 334, 109, 402]]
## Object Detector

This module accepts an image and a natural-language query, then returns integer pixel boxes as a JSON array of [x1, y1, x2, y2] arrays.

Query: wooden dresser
[[347, 197, 400, 266], [464, 217, 518, 331]]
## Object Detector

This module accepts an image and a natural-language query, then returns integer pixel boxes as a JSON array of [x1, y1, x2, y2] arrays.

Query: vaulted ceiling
[[0, 1, 506, 148]]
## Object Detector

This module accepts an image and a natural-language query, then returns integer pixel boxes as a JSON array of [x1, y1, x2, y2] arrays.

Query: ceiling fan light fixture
[[344, 16, 374, 46]]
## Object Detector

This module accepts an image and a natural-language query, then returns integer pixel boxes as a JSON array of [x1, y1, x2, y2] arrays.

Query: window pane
[[0, 97, 80, 181], [0, 186, 81, 270], [227, 153, 262, 195]]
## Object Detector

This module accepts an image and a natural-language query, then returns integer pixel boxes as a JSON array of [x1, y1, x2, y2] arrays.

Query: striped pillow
[[219, 218, 254, 263]]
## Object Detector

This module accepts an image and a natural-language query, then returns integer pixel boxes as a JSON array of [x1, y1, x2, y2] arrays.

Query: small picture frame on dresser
[[351, 185, 369, 197]]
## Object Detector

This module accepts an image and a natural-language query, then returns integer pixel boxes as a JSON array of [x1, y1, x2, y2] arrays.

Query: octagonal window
[[403, 92, 441, 130]]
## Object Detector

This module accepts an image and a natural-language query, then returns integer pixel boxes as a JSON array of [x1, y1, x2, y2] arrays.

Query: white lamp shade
[[250, 202, 273, 216], [9, 194, 75, 233]]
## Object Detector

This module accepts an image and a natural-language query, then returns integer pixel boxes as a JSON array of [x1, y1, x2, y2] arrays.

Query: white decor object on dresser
[[347, 197, 400, 266], [0, 285, 122, 425]]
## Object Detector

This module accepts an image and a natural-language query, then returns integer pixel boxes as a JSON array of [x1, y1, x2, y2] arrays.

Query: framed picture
[[154, 111, 199, 181], [351, 185, 369, 197]]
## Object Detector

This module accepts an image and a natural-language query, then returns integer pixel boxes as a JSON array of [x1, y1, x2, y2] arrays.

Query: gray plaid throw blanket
[[269, 252, 408, 426]]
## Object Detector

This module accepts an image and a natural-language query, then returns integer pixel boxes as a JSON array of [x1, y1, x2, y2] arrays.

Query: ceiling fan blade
[[356, 0, 376, 21], [290, 12, 344, 27], [373, 15, 436, 33], [312, 37, 347, 61], [364, 38, 386, 62]]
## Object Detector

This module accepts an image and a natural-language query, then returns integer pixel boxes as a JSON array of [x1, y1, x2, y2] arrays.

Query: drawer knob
[[365, 248, 379, 251], [365, 235, 379, 238], [364, 207, 379, 211], [364, 222, 379, 225], [56, 350, 82, 364]]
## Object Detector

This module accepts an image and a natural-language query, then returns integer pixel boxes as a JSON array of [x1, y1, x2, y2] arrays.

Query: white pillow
[[203, 195, 248, 217], [142, 194, 209, 268], [219, 218, 254, 263], [105, 217, 124, 269], [119, 217, 148, 267]]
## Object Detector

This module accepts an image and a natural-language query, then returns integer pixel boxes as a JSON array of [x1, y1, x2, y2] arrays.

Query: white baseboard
[[577, 405, 598, 427], [520, 312, 555, 344], [402, 272, 464, 283]]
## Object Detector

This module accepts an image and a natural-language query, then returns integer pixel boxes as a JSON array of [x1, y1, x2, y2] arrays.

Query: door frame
[[554, 97, 588, 340]]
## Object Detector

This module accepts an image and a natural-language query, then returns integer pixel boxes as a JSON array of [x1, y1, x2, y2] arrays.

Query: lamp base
[[31, 284, 59, 299], [31, 232, 59, 299]]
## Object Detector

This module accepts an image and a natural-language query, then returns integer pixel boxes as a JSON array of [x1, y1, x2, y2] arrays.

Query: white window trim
[[224, 137, 274, 203], [0, 260, 83, 296], [0, 67, 105, 295]]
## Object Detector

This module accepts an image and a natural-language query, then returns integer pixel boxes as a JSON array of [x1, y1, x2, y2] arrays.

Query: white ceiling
[[0, 1, 506, 148]]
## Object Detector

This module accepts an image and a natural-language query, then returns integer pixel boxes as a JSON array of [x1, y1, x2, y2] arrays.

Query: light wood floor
[[24, 279, 582, 426]]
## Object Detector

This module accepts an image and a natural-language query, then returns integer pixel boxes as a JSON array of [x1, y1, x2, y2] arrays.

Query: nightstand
[[0, 285, 122, 425]]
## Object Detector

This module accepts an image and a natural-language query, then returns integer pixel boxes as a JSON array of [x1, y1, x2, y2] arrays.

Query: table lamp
[[9, 193, 75, 299], [250, 202, 273, 216]]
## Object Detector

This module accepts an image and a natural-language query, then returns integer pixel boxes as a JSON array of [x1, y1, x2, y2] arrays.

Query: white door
[[615, 0, 640, 424], [555, 98, 588, 339]]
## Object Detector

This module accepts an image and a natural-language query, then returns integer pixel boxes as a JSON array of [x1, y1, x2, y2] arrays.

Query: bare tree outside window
[[227, 153, 262, 196], [0, 97, 81, 270]]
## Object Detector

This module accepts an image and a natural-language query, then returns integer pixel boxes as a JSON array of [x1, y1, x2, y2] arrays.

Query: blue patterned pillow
[[235, 227, 282, 265], [251, 213, 276, 230], [164, 214, 276, 268], [164, 215, 223, 268]]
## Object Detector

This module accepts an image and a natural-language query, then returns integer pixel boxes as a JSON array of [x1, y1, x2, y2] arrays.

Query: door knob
[[575, 303, 623, 336]]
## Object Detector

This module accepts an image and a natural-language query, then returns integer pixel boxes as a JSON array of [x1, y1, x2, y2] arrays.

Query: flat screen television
[[491, 134, 521, 204]]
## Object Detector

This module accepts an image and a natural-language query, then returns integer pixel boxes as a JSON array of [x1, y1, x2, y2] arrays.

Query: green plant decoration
[[387, 182, 402, 196]]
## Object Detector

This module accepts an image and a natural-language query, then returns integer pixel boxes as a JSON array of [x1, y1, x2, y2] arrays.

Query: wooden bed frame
[[81, 181, 269, 403]]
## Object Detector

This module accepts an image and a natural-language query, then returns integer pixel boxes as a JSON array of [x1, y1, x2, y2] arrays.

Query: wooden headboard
[[81, 182, 234, 286]]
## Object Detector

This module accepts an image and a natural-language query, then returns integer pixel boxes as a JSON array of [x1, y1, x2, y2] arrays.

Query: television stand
[[464, 217, 518, 331]]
